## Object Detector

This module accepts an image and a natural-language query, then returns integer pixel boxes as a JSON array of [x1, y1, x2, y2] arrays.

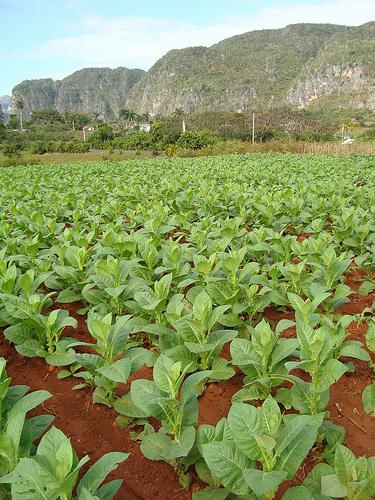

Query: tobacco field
[[0, 153, 374, 499]]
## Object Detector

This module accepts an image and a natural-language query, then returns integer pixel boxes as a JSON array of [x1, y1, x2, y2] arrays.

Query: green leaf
[[362, 382, 375, 416], [96, 358, 131, 383], [114, 393, 149, 418], [321, 474, 348, 498], [318, 359, 347, 392], [243, 469, 287, 497], [210, 358, 235, 381], [230, 338, 253, 366], [153, 354, 183, 396], [180, 370, 212, 403], [130, 379, 164, 415], [193, 290, 212, 323], [105, 285, 126, 299], [334, 444, 356, 486], [228, 402, 271, 460], [338, 341, 370, 361], [1, 457, 56, 498], [202, 441, 253, 496], [274, 414, 323, 479], [260, 395, 282, 437], [140, 427, 195, 461], [37, 426, 73, 481], [366, 322, 375, 354], [281, 485, 315, 499], [77, 452, 128, 495], [192, 486, 229, 499], [56, 290, 81, 303]]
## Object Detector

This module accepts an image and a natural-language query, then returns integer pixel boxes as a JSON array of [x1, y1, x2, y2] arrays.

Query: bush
[[176, 130, 218, 150], [2, 143, 23, 158], [28, 140, 90, 154], [358, 127, 375, 142], [113, 132, 152, 150], [89, 124, 114, 147], [29, 141, 48, 154]]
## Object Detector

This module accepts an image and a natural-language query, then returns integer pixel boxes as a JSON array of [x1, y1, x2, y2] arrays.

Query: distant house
[[139, 123, 151, 133], [342, 136, 354, 145], [82, 125, 95, 131]]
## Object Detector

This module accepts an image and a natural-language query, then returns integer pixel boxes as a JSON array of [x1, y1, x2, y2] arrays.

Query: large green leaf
[[274, 414, 323, 478], [362, 382, 375, 417], [202, 440, 253, 496], [243, 469, 287, 497], [77, 452, 128, 496], [228, 402, 272, 460]]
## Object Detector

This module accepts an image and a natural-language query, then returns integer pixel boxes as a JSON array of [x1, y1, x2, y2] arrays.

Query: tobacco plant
[[72, 312, 154, 406], [126, 354, 211, 487], [231, 319, 297, 402], [0, 426, 128, 500], [197, 396, 323, 499]]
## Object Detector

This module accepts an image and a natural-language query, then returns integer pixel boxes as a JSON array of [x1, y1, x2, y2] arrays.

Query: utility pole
[[72, 120, 75, 131], [252, 113, 255, 144], [83, 128, 86, 142], [182, 119, 186, 133]]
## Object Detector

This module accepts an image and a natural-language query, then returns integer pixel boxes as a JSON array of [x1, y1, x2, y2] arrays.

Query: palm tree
[[92, 112, 100, 129], [173, 107, 185, 118], [140, 112, 150, 123], [119, 108, 138, 128], [15, 98, 25, 130]]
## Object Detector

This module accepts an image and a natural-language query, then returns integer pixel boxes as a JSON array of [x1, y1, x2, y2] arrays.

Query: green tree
[[89, 123, 114, 146], [30, 109, 63, 125], [173, 107, 185, 117], [15, 98, 25, 130], [0, 105, 4, 124], [6, 114, 18, 129], [92, 112, 101, 129], [119, 108, 138, 128], [63, 111, 91, 129]]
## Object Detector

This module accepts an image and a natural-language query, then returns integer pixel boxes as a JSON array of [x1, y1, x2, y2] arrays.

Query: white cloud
[[31, 0, 375, 72]]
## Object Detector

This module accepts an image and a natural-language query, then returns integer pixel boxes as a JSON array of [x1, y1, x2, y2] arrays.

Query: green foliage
[[0, 358, 53, 478], [0, 153, 374, 498], [285, 445, 375, 499], [2, 143, 23, 158], [176, 131, 218, 150], [358, 127, 375, 142], [198, 396, 323, 498], [113, 131, 152, 150], [89, 124, 114, 147], [29, 109, 63, 125], [0, 426, 128, 499]]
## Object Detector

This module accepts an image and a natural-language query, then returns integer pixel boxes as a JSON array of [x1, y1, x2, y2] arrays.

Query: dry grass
[[1, 140, 374, 167], [182, 140, 375, 157]]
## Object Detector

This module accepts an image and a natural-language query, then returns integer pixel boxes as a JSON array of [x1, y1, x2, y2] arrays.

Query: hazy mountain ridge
[[0, 95, 11, 119], [12, 68, 145, 118], [10, 22, 375, 118]]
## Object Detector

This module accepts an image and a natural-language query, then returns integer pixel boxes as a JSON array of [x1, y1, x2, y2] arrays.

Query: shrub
[[29, 140, 48, 154], [2, 143, 23, 158], [113, 131, 152, 150], [358, 127, 375, 142], [89, 124, 114, 147], [176, 130, 218, 150]]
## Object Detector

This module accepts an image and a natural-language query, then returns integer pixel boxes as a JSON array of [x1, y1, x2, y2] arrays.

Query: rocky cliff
[[12, 68, 145, 119], [11, 22, 375, 117], [0, 95, 11, 119]]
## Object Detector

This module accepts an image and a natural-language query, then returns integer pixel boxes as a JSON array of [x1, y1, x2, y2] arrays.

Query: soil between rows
[[0, 278, 374, 499]]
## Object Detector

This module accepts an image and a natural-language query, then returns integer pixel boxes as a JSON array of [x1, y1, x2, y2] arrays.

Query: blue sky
[[1, 0, 374, 96]]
